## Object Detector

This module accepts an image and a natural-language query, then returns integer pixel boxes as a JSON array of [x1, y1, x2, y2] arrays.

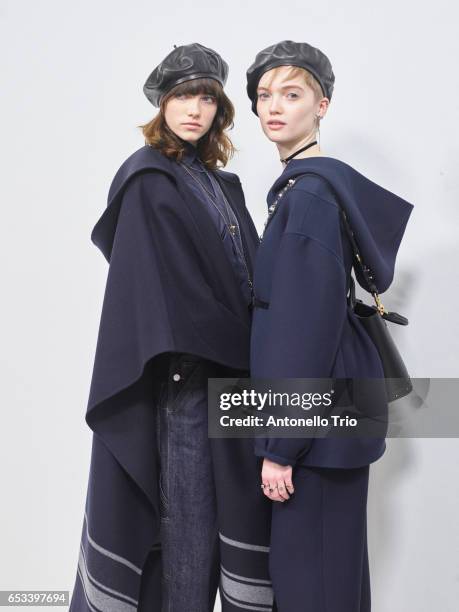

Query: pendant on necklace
[[229, 224, 238, 236]]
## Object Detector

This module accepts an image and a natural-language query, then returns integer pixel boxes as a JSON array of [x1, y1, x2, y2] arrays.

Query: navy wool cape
[[69, 145, 276, 612], [251, 157, 414, 469]]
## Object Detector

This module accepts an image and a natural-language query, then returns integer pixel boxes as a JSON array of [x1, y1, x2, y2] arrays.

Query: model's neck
[[277, 136, 323, 163]]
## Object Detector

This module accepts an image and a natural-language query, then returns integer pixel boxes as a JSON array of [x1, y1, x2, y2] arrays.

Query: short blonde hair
[[260, 65, 324, 102]]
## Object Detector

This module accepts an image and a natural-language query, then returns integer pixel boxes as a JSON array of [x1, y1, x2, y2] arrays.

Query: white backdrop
[[1, 1, 458, 610]]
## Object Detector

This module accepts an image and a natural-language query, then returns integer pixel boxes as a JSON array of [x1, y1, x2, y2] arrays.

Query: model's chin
[[174, 128, 203, 144], [262, 128, 289, 144], [179, 130, 201, 144]]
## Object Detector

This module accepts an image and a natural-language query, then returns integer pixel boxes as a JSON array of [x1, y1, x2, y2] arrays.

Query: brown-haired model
[[69, 43, 275, 612]]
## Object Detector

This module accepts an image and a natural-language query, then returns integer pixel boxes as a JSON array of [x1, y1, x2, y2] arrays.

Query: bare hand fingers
[[260, 459, 294, 502], [267, 480, 285, 502], [284, 479, 295, 495], [261, 481, 284, 502], [276, 480, 290, 501]]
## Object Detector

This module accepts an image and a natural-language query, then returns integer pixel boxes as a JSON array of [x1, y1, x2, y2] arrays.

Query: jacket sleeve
[[253, 225, 348, 466]]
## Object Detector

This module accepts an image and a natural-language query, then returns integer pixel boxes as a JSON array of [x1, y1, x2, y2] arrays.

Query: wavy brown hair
[[138, 78, 235, 169]]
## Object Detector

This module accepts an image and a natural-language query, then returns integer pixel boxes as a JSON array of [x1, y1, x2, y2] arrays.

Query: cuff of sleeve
[[254, 448, 296, 467]]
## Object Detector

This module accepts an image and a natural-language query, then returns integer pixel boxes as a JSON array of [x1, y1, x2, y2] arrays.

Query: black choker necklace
[[280, 140, 318, 164]]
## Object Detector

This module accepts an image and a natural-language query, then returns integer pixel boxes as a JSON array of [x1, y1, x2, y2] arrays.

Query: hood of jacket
[[267, 156, 414, 293]]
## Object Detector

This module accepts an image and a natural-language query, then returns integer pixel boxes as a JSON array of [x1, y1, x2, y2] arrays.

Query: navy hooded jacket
[[251, 156, 414, 469]]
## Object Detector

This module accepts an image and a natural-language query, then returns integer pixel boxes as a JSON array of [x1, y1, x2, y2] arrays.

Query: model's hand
[[261, 458, 294, 502]]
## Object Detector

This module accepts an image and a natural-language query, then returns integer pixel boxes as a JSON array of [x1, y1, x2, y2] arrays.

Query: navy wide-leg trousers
[[269, 464, 371, 612]]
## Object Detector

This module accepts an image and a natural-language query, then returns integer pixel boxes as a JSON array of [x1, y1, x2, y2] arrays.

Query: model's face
[[164, 91, 218, 145], [256, 66, 321, 148]]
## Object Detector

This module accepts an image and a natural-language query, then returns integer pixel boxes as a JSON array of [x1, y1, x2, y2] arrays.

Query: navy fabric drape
[[69, 145, 275, 611]]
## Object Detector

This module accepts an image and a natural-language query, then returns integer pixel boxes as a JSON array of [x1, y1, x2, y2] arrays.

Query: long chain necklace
[[179, 161, 240, 238], [179, 161, 253, 288]]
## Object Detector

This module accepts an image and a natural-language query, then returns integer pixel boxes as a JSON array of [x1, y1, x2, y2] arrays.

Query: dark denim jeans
[[156, 353, 220, 612]]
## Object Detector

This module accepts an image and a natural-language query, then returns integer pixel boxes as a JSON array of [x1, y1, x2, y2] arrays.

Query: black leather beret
[[246, 40, 335, 115], [143, 43, 229, 107]]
